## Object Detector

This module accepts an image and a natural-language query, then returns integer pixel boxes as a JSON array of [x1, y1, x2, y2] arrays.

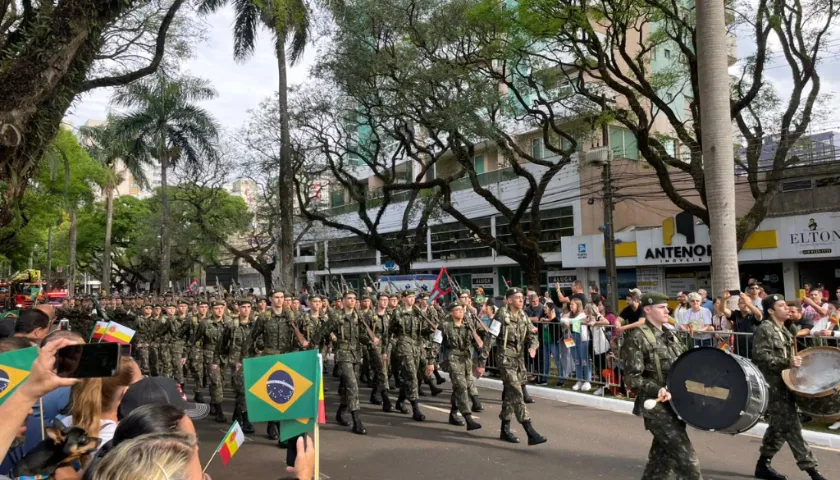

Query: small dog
[[13, 419, 101, 479]]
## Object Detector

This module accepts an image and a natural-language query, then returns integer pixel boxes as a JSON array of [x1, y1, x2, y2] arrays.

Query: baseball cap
[[118, 377, 210, 420]]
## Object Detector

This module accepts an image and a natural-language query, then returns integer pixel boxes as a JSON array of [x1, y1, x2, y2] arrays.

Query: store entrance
[[798, 259, 840, 301]]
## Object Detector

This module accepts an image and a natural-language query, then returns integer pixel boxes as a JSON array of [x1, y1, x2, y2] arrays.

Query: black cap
[[505, 287, 523, 298], [417, 292, 429, 299], [238, 298, 252, 306], [447, 303, 463, 312], [401, 290, 415, 297], [212, 300, 226, 307], [118, 377, 209, 421], [762, 294, 785, 313]]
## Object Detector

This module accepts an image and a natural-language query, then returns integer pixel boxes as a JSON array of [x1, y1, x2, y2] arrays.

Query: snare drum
[[668, 347, 768, 434], [782, 346, 840, 422]]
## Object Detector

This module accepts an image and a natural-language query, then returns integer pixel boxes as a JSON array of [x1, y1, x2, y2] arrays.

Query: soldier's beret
[[343, 290, 357, 298], [165, 303, 176, 308], [389, 292, 400, 299], [143, 303, 153, 309], [378, 292, 389, 299], [271, 288, 285, 296], [505, 287, 523, 298], [309, 294, 322, 301], [238, 298, 252, 306], [256, 296, 267, 302], [177, 298, 189, 305], [401, 290, 415, 297], [212, 300, 226, 307], [640, 291, 669, 306], [447, 303, 463, 312], [416, 292, 429, 299], [359, 293, 370, 300], [762, 294, 785, 312], [198, 300, 210, 307], [284, 291, 293, 298]]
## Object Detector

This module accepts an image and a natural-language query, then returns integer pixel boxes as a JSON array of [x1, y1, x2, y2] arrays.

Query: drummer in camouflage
[[622, 291, 702, 480], [752, 294, 826, 480]]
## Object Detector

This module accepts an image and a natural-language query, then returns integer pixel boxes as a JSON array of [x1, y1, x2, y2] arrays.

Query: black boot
[[214, 404, 227, 423], [522, 420, 547, 446], [232, 405, 242, 425], [754, 455, 788, 480], [464, 414, 482, 431], [335, 405, 351, 427], [370, 388, 382, 405], [806, 468, 827, 480], [470, 395, 484, 412], [360, 371, 370, 384], [195, 391, 205, 404], [500, 420, 520, 443], [434, 369, 446, 385], [418, 384, 426, 396], [332, 364, 339, 378], [208, 402, 217, 416], [395, 393, 409, 414], [426, 378, 443, 397], [522, 384, 535, 404], [410, 400, 426, 421], [381, 392, 393, 413], [350, 411, 367, 435], [448, 403, 465, 426], [267, 422, 279, 441], [241, 411, 255, 434]]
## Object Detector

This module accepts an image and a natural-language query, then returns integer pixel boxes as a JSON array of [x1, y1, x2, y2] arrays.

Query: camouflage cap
[[505, 287, 523, 299], [197, 299, 210, 307], [359, 293, 371, 300], [177, 298, 189, 306], [640, 291, 669, 306]]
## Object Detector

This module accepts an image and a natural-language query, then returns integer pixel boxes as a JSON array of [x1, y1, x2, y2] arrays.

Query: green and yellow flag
[[278, 354, 324, 441], [244, 350, 319, 422], [0, 346, 39, 406]]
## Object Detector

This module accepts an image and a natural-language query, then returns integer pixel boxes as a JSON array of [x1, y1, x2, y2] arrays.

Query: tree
[[200, 0, 311, 289], [109, 73, 220, 293], [79, 119, 153, 295], [0, 0, 204, 235], [512, 0, 839, 248]]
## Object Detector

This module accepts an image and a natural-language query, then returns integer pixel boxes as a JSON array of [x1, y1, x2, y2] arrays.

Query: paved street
[[197, 376, 840, 479]]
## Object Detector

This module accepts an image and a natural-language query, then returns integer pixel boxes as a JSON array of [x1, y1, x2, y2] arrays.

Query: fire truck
[[4, 269, 68, 309]]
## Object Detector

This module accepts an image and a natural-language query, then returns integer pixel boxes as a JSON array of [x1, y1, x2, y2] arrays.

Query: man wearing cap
[[317, 291, 370, 435], [118, 376, 210, 422], [186, 300, 210, 403], [432, 303, 482, 432], [357, 293, 374, 386], [149, 304, 165, 376], [417, 292, 446, 391], [752, 295, 825, 480], [478, 287, 546, 446], [192, 300, 228, 422], [135, 304, 154, 376], [369, 292, 393, 411], [169, 300, 191, 387], [459, 291, 486, 413], [622, 291, 700, 479], [387, 290, 436, 421], [221, 298, 256, 434]]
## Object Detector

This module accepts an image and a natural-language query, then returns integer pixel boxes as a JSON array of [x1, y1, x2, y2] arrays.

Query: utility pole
[[696, 0, 740, 292], [602, 161, 619, 313]]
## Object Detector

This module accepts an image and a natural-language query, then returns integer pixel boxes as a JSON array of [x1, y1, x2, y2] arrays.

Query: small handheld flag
[[101, 322, 135, 345], [218, 421, 245, 466], [0, 346, 38, 406], [91, 321, 110, 342], [244, 350, 319, 422], [278, 353, 325, 441]]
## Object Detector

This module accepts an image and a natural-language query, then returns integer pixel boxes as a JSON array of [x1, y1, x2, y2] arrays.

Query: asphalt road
[[195, 377, 840, 480]]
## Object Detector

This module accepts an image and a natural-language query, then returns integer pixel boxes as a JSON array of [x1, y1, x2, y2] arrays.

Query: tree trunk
[[68, 208, 77, 297], [696, 0, 740, 293], [261, 269, 274, 294], [159, 152, 171, 294], [520, 251, 544, 293], [102, 182, 115, 295], [274, 37, 296, 291]]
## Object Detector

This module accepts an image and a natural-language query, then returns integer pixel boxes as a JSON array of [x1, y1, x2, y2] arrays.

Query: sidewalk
[[444, 373, 840, 449]]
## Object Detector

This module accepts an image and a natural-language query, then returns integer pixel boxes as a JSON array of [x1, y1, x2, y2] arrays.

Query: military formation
[[53, 286, 549, 447]]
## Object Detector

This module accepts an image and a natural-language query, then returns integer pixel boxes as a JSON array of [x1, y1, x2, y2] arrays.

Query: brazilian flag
[[0, 346, 39, 406], [278, 354, 322, 441], [244, 350, 319, 422]]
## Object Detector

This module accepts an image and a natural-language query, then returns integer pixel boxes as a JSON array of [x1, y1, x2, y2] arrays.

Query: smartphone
[[56, 343, 121, 378], [285, 433, 310, 467], [728, 290, 741, 296]]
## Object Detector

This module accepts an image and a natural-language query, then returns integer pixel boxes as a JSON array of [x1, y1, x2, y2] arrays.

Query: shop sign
[[547, 270, 576, 288], [788, 217, 839, 255], [471, 274, 494, 288]]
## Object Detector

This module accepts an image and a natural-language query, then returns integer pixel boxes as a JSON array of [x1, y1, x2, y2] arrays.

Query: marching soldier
[[369, 293, 393, 411], [459, 291, 485, 412], [135, 304, 154, 376], [752, 295, 826, 480], [317, 291, 370, 435], [417, 292, 445, 391], [478, 287, 547, 446], [358, 294, 374, 385], [388, 290, 436, 421], [169, 300, 191, 387], [432, 303, 482, 432], [622, 291, 699, 477], [150, 304, 165, 376], [193, 300, 228, 423], [186, 300, 210, 403], [157, 303, 176, 379], [222, 298, 256, 434]]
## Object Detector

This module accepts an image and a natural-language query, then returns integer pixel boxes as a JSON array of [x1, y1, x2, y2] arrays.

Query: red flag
[[429, 267, 452, 302]]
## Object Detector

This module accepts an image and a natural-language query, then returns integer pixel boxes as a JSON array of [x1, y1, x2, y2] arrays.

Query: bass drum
[[782, 346, 840, 422], [667, 347, 768, 434]]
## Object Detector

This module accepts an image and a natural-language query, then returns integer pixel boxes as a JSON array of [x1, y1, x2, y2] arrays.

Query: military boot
[[522, 420, 547, 446], [464, 414, 482, 431], [434, 369, 446, 385], [335, 405, 351, 427], [522, 384, 535, 404], [381, 392, 393, 413], [500, 420, 520, 443], [425, 378, 443, 396], [195, 391, 205, 404], [241, 411, 255, 434], [370, 388, 382, 405], [267, 422, 279, 441], [470, 395, 484, 412], [395, 393, 409, 414], [806, 468, 826, 480], [410, 400, 426, 421], [448, 400, 465, 426], [209, 403, 218, 416], [214, 404, 227, 423], [350, 411, 367, 435], [232, 405, 242, 425], [754, 456, 788, 480]]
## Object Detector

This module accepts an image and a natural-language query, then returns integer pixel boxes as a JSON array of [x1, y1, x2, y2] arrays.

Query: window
[[430, 219, 493, 260], [781, 179, 812, 192], [664, 48, 671, 59], [609, 126, 639, 160], [531, 138, 544, 159], [426, 163, 436, 182], [330, 189, 345, 207], [328, 236, 377, 269], [473, 154, 486, 174], [496, 206, 574, 253]]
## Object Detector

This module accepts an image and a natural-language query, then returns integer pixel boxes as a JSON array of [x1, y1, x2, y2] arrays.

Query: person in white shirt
[[678, 292, 714, 347], [672, 292, 689, 324]]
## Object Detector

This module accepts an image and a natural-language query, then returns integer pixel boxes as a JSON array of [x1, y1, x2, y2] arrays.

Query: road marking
[[421, 404, 479, 419]]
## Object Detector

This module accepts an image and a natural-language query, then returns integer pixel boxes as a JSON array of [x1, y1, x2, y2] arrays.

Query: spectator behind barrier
[[679, 292, 714, 347], [13, 309, 51, 342]]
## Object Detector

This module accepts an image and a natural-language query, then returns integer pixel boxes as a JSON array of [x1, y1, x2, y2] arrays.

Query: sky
[[65, 5, 840, 135]]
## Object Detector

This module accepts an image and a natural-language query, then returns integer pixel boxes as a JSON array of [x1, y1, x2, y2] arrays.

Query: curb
[[444, 373, 840, 449]]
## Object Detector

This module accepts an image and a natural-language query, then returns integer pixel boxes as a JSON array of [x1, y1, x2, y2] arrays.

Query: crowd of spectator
[[0, 307, 316, 480]]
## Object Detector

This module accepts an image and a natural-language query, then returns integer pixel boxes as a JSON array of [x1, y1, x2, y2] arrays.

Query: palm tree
[[109, 73, 220, 294], [80, 119, 153, 295], [201, 0, 310, 289]]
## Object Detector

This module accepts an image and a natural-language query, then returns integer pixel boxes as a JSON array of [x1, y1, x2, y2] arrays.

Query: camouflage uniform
[[623, 319, 700, 479], [463, 308, 486, 398], [251, 307, 298, 439], [368, 308, 391, 402], [194, 317, 226, 404], [135, 315, 153, 376], [222, 317, 254, 414], [388, 304, 435, 402], [434, 315, 482, 417], [168, 314, 189, 385], [318, 308, 370, 413], [186, 315, 207, 398], [752, 319, 818, 471], [154, 315, 173, 378]]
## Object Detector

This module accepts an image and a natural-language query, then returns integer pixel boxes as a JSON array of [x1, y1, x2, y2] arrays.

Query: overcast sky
[[65, 6, 840, 134]]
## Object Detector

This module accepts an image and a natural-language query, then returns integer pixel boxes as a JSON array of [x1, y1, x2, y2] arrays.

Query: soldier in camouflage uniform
[[460, 291, 485, 412], [752, 295, 825, 480], [298, 294, 323, 351], [416, 293, 444, 397], [387, 290, 436, 421], [155, 304, 176, 379], [479, 287, 546, 446], [193, 300, 228, 423], [135, 304, 154, 376], [169, 300, 191, 387], [317, 291, 370, 435], [432, 303, 482, 431], [149, 304, 165, 376], [368, 293, 393, 411], [622, 291, 699, 478], [222, 298, 255, 434], [358, 294, 374, 385], [418, 293, 447, 387], [251, 289, 300, 442], [186, 300, 210, 403]]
